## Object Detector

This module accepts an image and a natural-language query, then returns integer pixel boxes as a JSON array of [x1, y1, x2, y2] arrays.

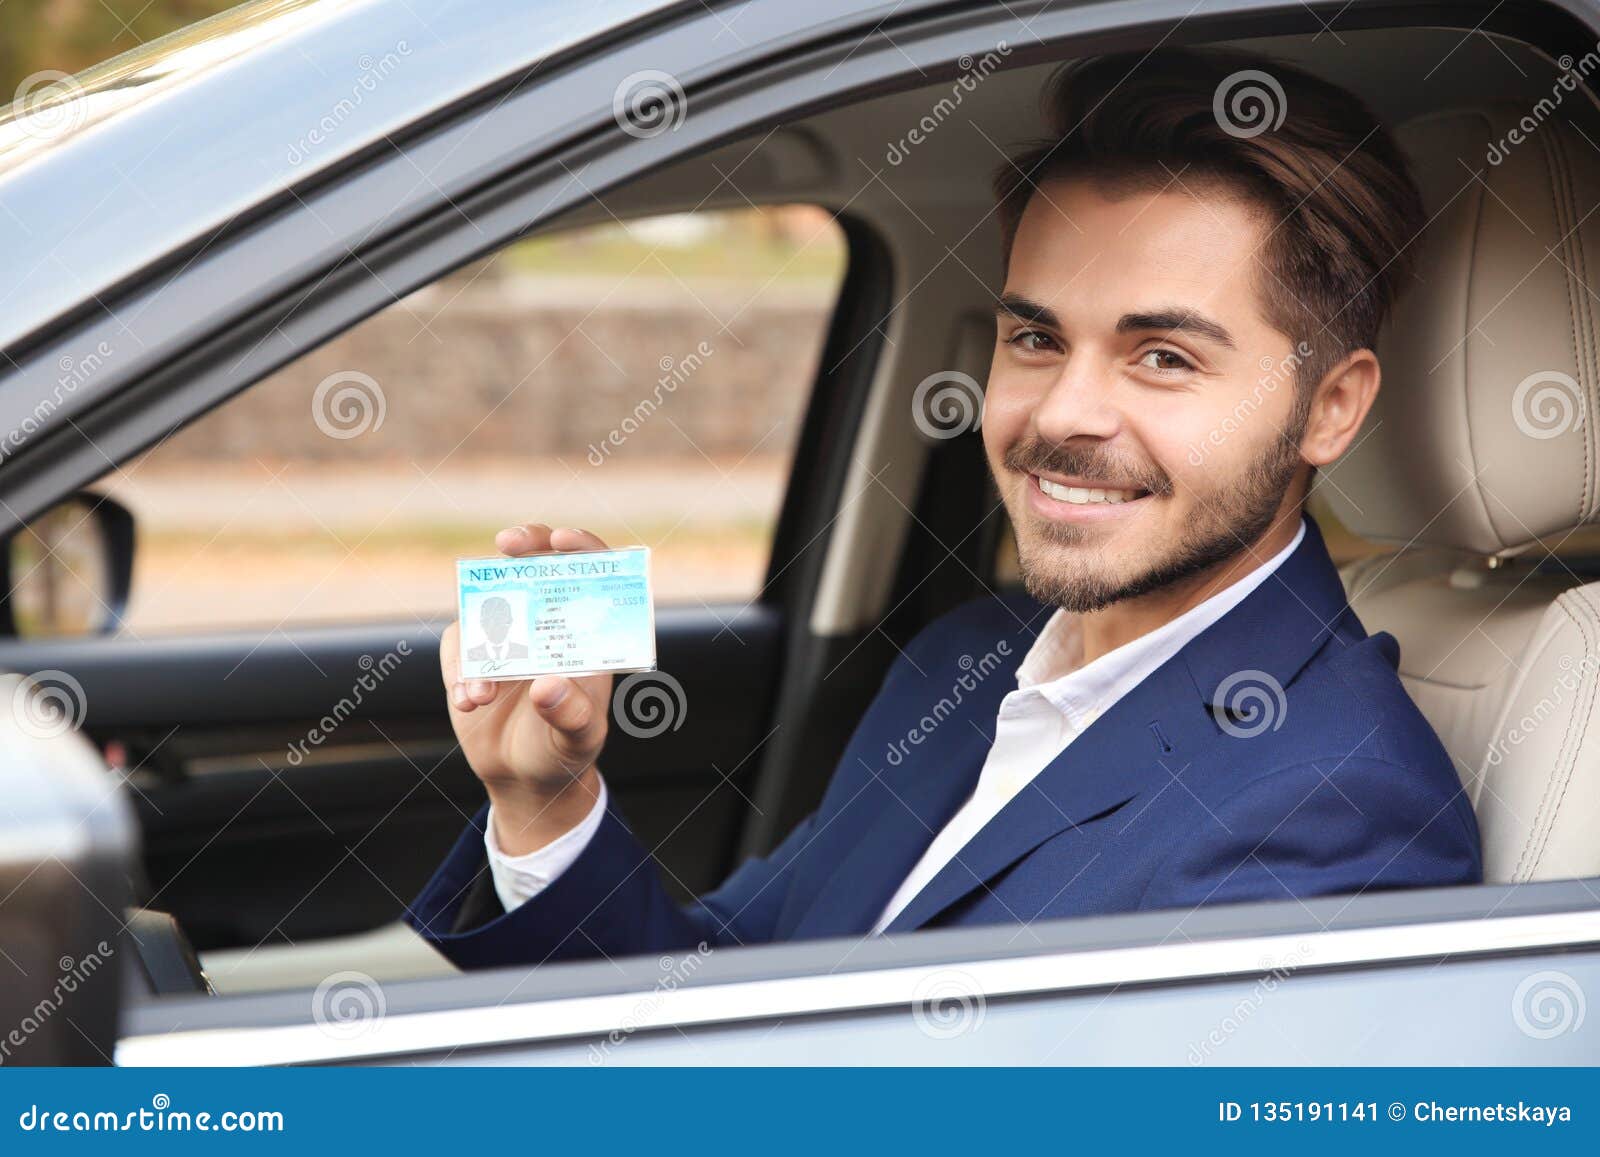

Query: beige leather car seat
[[1324, 104, 1600, 884]]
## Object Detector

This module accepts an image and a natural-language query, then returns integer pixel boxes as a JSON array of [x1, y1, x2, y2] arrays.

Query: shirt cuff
[[484, 775, 609, 913]]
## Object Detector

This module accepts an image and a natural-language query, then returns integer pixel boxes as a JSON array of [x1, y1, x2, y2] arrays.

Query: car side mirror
[[0, 492, 135, 638], [0, 675, 135, 1064]]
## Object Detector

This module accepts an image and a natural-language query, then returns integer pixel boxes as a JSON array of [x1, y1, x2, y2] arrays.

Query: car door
[[0, 208, 880, 962]]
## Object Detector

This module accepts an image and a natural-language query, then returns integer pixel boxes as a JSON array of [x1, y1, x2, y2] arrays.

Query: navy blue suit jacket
[[407, 517, 1482, 969]]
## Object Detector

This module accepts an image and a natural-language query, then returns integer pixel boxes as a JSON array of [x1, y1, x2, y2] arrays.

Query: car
[[0, 0, 1598, 1066]]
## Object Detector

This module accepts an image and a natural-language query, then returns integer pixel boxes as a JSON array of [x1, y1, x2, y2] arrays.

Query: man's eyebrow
[[994, 293, 1059, 328], [995, 296, 1237, 350], [1117, 308, 1237, 349]]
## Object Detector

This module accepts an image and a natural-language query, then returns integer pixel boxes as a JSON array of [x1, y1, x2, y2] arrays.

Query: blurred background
[[1, 1, 239, 90], [6, 2, 849, 635], [96, 214, 846, 633]]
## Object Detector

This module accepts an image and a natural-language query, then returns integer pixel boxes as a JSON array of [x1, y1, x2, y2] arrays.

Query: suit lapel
[[783, 721, 993, 940], [880, 657, 1203, 933]]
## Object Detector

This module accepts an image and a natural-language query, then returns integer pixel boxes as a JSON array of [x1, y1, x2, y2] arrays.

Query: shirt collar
[[1014, 518, 1308, 722]]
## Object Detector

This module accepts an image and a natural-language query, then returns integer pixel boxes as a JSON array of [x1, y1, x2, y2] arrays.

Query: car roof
[[0, 0, 680, 357]]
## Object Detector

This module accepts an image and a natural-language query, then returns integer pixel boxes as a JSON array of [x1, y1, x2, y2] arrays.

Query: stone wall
[[151, 277, 837, 466]]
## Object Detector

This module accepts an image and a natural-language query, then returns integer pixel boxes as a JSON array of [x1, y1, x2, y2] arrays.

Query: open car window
[[74, 209, 846, 636]]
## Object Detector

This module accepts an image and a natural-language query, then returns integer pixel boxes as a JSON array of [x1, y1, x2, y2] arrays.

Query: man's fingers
[[496, 523, 611, 556], [549, 526, 610, 552], [497, 523, 553, 556], [464, 680, 499, 706], [528, 676, 604, 753], [439, 621, 461, 687], [442, 585, 484, 713], [447, 678, 501, 714]]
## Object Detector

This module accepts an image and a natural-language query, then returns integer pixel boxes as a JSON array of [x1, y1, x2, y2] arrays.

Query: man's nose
[[1032, 354, 1123, 445]]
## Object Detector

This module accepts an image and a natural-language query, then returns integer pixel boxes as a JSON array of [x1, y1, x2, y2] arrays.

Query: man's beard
[[1003, 427, 1304, 613]]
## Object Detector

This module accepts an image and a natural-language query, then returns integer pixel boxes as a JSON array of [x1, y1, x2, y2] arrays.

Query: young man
[[408, 48, 1481, 968]]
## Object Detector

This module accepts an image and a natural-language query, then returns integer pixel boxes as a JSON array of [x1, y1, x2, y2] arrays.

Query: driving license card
[[455, 547, 656, 681]]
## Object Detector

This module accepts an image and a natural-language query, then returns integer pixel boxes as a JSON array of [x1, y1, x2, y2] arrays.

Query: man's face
[[480, 598, 513, 644], [983, 177, 1310, 612]]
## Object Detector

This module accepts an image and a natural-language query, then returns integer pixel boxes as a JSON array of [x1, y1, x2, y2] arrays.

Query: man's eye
[[1139, 348, 1193, 373], [1008, 330, 1059, 353]]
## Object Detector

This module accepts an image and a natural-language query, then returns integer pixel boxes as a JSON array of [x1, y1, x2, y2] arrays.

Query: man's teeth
[[1036, 477, 1142, 505]]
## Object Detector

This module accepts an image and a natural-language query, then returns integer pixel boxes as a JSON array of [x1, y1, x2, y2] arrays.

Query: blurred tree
[[1, 0, 240, 94]]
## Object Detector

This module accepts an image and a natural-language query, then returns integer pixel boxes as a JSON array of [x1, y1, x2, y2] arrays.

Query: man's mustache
[[1002, 439, 1173, 497]]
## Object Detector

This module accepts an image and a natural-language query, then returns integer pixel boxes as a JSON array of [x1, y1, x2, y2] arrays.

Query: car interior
[[7, 18, 1600, 1006]]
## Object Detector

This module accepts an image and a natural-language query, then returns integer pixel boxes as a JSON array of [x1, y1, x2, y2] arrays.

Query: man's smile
[[1025, 471, 1155, 523]]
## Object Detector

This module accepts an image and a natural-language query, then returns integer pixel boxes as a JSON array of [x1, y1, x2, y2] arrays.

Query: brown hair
[[993, 48, 1425, 392]]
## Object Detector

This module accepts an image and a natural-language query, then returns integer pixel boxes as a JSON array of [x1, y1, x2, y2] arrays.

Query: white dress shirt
[[486, 519, 1306, 924], [485, 774, 610, 911]]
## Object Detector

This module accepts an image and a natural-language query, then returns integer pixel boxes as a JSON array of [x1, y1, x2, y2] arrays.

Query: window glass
[[91, 207, 847, 633]]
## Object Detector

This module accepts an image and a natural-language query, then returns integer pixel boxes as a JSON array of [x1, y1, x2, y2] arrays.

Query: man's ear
[[1300, 348, 1380, 467]]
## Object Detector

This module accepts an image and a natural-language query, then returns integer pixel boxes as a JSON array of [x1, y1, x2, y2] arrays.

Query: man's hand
[[443, 524, 611, 855]]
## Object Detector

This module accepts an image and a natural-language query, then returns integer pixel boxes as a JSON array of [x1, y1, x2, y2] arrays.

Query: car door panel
[[0, 604, 781, 949]]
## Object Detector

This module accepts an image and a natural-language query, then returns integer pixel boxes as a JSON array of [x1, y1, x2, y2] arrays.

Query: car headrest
[[1323, 103, 1600, 555]]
